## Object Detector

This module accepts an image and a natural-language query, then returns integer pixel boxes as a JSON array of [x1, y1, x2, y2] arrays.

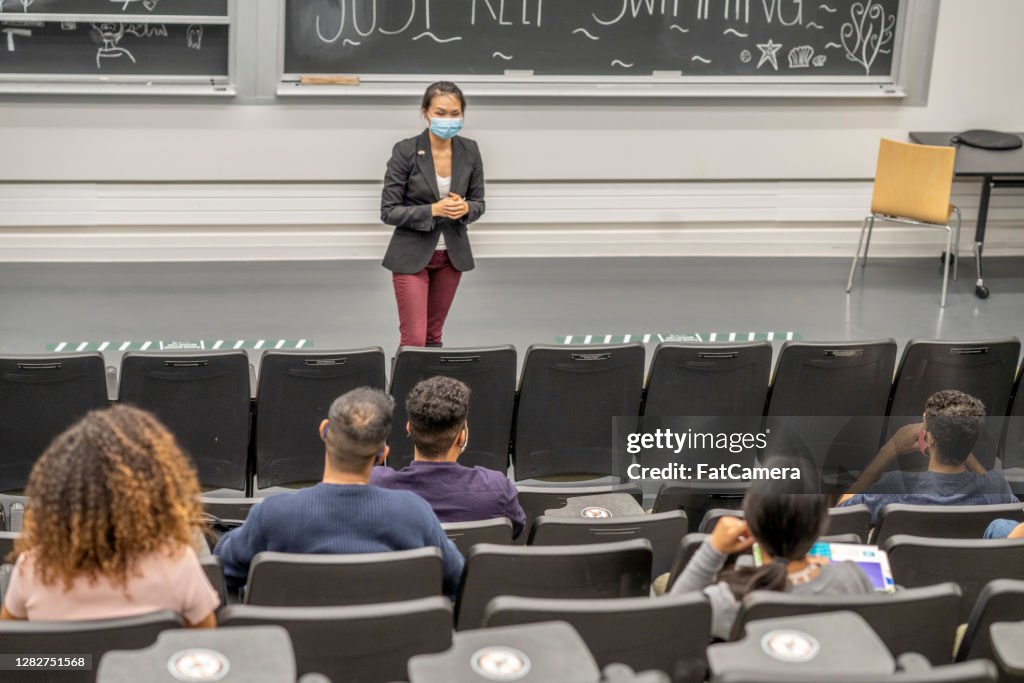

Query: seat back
[[871, 138, 956, 225], [387, 346, 516, 473], [1001, 369, 1024, 468], [118, 351, 251, 490], [0, 530, 19, 561], [515, 483, 643, 544], [529, 511, 687, 578], [733, 583, 962, 664], [885, 536, 1024, 622], [255, 348, 385, 487], [715, 660, 998, 683], [886, 338, 1021, 469], [698, 506, 872, 542], [874, 502, 1024, 546], [956, 579, 1024, 663], [200, 554, 228, 609], [245, 548, 443, 607], [483, 594, 711, 683], [456, 539, 653, 630], [221, 598, 453, 683], [0, 353, 108, 493], [513, 344, 644, 480], [651, 481, 747, 533], [442, 518, 513, 555]]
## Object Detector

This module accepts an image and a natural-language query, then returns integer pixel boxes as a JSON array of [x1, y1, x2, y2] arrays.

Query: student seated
[[838, 390, 1016, 524], [371, 376, 526, 538], [1, 406, 218, 627], [215, 387, 464, 599], [670, 476, 873, 640], [984, 519, 1024, 539]]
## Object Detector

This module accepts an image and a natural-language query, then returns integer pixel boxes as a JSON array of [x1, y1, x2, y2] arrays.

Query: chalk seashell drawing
[[788, 45, 814, 69], [812, 55, 827, 67]]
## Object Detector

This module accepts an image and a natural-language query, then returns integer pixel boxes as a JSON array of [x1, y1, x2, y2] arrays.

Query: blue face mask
[[430, 117, 463, 140]]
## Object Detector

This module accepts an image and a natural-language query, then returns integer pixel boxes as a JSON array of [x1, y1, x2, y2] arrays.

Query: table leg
[[974, 176, 992, 299]]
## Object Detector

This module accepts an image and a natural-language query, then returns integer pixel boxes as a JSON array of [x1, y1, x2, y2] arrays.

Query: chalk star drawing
[[756, 39, 782, 71]]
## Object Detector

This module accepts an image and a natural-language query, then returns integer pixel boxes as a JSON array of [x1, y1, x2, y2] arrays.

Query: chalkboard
[[284, 0, 902, 80], [0, 0, 228, 16]]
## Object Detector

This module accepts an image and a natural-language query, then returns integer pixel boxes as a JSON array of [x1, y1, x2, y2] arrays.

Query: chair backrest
[[0, 610, 183, 683], [245, 548, 443, 607], [387, 346, 517, 473], [956, 579, 1024, 663], [442, 518, 513, 555], [732, 583, 962, 665], [483, 594, 711, 683], [651, 481, 747, 533], [886, 338, 1021, 469], [715, 660, 998, 683], [641, 342, 771, 471], [871, 138, 956, 226], [698, 507, 872, 542], [221, 598, 453, 683], [201, 496, 264, 524], [456, 539, 653, 630], [513, 344, 645, 480], [0, 530, 19, 560], [118, 351, 251, 490], [0, 353, 108, 493], [873, 502, 1024, 546], [1001, 368, 1024, 468], [885, 535, 1024, 622], [200, 554, 228, 609], [516, 483, 643, 544], [255, 348, 386, 487], [528, 510, 688, 578]]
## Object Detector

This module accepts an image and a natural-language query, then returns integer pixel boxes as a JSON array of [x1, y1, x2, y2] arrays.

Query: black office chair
[[244, 548, 443, 607], [483, 593, 711, 683], [872, 502, 1024, 546], [885, 535, 1024, 622], [697, 506, 873, 542], [455, 538, 652, 630], [221, 598, 453, 683], [512, 344, 645, 480], [956, 579, 1024, 662], [731, 583, 962, 665], [119, 351, 251, 491], [255, 348, 386, 488], [0, 353, 108, 493], [765, 340, 897, 487], [387, 346, 516, 472], [529, 510, 687, 578], [0, 610, 183, 683], [442, 518, 514, 555], [713, 661, 998, 683], [886, 338, 1021, 469], [516, 483, 643, 544]]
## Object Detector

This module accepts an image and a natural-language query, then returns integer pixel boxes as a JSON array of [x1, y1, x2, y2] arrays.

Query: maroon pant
[[392, 250, 463, 347]]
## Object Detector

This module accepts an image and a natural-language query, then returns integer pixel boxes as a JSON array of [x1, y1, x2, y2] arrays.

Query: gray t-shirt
[[669, 540, 875, 639]]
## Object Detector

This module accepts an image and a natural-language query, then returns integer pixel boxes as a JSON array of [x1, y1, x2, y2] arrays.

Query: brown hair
[[13, 405, 204, 589], [406, 376, 470, 459]]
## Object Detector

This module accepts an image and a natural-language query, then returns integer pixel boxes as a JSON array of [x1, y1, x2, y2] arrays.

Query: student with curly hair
[[1, 405, 218, 626]]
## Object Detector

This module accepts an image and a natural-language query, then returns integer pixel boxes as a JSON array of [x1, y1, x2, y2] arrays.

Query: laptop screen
[[808, 542, 896, 593]]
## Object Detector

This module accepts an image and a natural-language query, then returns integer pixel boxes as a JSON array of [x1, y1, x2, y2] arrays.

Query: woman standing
[[381, 81, 485, 347]]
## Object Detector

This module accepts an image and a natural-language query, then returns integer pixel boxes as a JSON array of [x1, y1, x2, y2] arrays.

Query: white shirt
[[436, 175, 451, 251]]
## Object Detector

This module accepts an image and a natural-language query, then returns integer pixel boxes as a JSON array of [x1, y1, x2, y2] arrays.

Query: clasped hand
[[432, 193, 469, 220]]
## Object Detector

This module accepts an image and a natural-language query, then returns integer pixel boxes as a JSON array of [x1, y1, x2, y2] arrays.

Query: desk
[[909, 132, 1024, 299]]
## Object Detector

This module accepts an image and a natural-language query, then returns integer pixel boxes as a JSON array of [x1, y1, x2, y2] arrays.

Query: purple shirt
[[370, 460, 526, 538]]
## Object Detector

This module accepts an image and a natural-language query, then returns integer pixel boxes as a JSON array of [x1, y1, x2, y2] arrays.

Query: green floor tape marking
[[45, 339, 315, 352], [557, 331, 801, 344]]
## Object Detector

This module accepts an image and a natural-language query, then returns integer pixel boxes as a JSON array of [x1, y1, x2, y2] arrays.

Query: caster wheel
[[975, 285, 990, 299], [939, 252, 956, 269]]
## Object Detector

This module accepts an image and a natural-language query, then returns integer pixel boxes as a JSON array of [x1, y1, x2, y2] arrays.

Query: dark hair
[[421, 81, 466, 113], [406, 376, 470, 459], [924, 390, 986, 466], [325, 387, 394, 472]]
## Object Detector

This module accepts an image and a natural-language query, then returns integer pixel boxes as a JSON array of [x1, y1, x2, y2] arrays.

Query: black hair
[[421, 81, 466, 113], [406, 376, 470, 459], [924, 389, 986, 466], [325, 387, 394, 473]]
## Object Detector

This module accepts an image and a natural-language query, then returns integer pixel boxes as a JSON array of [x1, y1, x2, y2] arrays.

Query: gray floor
[[2, 256, 1023, 370]]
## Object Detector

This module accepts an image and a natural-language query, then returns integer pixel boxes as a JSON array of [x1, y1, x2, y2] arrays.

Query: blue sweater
[[214, 483, 465, 599]]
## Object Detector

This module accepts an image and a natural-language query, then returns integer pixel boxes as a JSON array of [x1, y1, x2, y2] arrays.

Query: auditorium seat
[[714, 660, 997, 683], [483, 593, 711, 683], [512, 343, 645, 480], [0, 353, 108, 493], [455, 538, 652, 630], [956, 579, 1024, 662], [0, 530, 18, 559], [884, 535, 1024, 621], [885, 338, 1021, 469], [516, 483, 643, 544], [255, 347, 386, 488], [731, 582, 962, 664], [442, 517, 513, 554], [1000, 368, 1024, 494], [697, 505, 873, 542], [872, 502, 1024, 546], [387, 345, 516, 472], [651, 481, 747, 533], [528, 510, 687, 578], [118, 351, 251, 491], [201, 495, 264, 525], [220, 597, 453, 683], [200, 554, 228, 609], [244, 548, 443, 607]]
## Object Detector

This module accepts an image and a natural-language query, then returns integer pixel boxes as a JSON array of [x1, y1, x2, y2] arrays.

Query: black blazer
[[380, 129, 485, 274]]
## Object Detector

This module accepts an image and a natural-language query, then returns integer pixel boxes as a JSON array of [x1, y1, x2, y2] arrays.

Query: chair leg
[[846, 216, 870, 293], [940, 227, 953, 308], [861, 215, 876, 267], [952, 207, 962, 282]]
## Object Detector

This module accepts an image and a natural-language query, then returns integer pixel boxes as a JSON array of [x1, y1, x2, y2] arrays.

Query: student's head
[[922, 390, 986, 466], [15, 405, 203, 589], [421, 80, 465, 120], [320, 387, 394, 474], [406, 376, 470, 461]]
